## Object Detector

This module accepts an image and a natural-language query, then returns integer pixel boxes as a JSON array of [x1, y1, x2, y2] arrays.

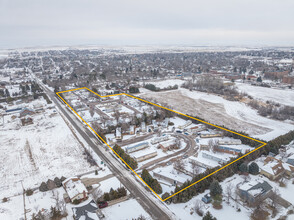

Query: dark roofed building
[[238, 180, 273, 205], [19, 108, 35, 118], [72, 200, 102, 220]]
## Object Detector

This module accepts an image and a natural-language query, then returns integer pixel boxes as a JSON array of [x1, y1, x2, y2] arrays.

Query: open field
[[0, 100, 93, 198], [236, 82, 294, 106], [141, 88, 294, 141]]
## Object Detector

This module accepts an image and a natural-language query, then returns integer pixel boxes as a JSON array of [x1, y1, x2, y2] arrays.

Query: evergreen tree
[[209, 180, 222, 197], [103, 192, 110, 201], [141, 169, 162, 194], [239, 163, 248, 173], [249, 162, 259, 175], [202, 211, 217, 220]]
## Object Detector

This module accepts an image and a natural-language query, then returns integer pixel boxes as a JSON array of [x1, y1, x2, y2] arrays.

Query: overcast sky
[[1, 0, 294, 49]]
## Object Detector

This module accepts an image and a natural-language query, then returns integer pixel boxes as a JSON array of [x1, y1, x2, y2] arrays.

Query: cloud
[[0, 0, 293, 48]]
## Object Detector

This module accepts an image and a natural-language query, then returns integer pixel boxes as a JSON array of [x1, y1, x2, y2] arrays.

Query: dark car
[[98, 201, 108, 209]]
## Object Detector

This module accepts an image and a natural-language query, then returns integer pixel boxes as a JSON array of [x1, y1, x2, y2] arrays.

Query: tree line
[[102, 187, 127, 201], [141, 169, 162, 194], [163, 130, 294, 203], [113, 144, 138, 170]]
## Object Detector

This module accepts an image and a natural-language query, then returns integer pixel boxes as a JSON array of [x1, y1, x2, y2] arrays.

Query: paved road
[[139, 133, 196, 171], [41, 86, 174, 220], [120, 133, 154, 146]]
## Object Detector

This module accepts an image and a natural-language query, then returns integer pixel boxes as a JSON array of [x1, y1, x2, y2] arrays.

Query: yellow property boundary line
[[56, 87, 267, 202]]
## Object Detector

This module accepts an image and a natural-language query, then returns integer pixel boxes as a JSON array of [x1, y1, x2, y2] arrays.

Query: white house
[[62, 177, 88, 203]]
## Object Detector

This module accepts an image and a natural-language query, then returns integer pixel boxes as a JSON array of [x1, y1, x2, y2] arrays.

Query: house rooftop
[[63, 177, 88, 200], [239, 180, 272, 198], [72, 200, 99, 220]]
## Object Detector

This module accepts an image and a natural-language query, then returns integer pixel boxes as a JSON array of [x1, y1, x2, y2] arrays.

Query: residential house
[[202, 152, 227, 164], [134, 151, 157, 162], [19, 108, 35, 118], [200, 133, 222, 138], [178, 120, 192, 129], [260, 157, 285, 180], [151, 136, 169, 145], [238, 180, 273, 206], [21, 117, 33, 126], [218, 139, 242, 145], [215, 146, 241, 156], [62, 177, 88, 203], [72, 200, 102, 220], [126, 142, 149, 153], [153, 171, 184, 186]]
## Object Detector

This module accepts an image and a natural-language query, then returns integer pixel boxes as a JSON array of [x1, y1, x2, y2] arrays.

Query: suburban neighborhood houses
[[0, 46, 293, 220]]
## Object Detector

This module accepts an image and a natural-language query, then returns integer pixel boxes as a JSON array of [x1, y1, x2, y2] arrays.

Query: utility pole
[[20, 180, 27, 220]]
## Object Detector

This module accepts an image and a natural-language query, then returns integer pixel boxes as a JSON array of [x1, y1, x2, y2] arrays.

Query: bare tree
[[279, 150, 287, 160], [191, 160, 200, 177], [208, 139, 214, 152], [100, 115, 107, 129], [194, 199, 204, 216], [208, 139, 219, 152], [269, 187, 281, 217], [114, 110, 120, 124], [52, 190, 61, 211], [92, 187, 103, 201], [174, 160, 186, 174], [157, 129, 162, 137], [234, 187, 240, 210], [89, 105, 95, 117], [224, 183, 233, 204], [121, 122, 129, 133]]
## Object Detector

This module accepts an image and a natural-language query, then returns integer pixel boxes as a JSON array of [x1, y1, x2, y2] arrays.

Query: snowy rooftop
[[63, 177, 88, 200]]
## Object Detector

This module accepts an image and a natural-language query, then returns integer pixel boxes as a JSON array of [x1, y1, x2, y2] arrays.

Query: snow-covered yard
[[0, 106, 93, 199], [103, 198, 151, 220]]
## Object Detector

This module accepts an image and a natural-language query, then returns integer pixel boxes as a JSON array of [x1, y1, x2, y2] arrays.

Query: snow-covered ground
[[169, 172, 292, 220], [236, 82, 294, 106], [0, 187, 67, 220], [103, 198, 152, 220], [0, 100, 94, 199], [140, 79, 185, 89], [141, 88, 294, 141]]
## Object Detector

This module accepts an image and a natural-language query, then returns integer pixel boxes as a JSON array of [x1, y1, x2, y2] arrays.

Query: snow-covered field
[[236, 83, 294, 106], [141, 88, 294, 141], [0, 104, 93, 199], [140, 79, 185, 89]]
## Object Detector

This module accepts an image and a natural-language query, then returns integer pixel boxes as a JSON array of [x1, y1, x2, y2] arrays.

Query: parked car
[[176, 130, 182, 133], [98, 201, 108, 209]]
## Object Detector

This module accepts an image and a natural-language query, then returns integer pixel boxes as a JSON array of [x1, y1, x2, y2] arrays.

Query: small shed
[[202, 194, 211, 204]]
